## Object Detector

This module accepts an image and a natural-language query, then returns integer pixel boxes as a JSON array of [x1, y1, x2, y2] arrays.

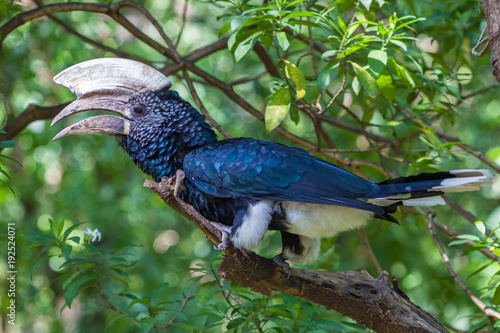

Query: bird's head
[[51, 58, 216, 179]]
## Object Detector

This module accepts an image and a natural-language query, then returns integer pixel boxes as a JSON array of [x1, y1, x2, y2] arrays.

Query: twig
[[425, 209, 500, 321], [163, 292, 195, 327], [359, 228, 383, 276], [33, 0, 145, 61], [182, 68, 233, 139], [460, 84, 498, 101], [472, 26, 489, 57], [175, 0, 189, 48], [443, 196, 496, 239], [433, 220, 500, 262]]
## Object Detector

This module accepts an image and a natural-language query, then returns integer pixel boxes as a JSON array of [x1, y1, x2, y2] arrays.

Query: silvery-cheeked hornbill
[[51, 58, 492, 263]]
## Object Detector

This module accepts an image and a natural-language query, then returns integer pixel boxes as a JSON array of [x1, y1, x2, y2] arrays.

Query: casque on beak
[[51, 58, 172, 140]]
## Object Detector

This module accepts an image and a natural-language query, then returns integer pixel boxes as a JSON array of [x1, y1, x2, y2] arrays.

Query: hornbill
[[52, 58, 492, 264]]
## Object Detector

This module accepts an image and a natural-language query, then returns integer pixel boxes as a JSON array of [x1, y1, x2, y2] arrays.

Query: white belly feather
[[231, 200, 374, 250], [280, 201, 374, 238]]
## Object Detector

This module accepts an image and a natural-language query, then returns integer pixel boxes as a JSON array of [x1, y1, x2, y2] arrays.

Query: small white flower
[[82, 228, 101, 243]]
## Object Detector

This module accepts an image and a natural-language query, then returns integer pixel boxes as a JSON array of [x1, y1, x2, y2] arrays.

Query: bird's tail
[[368, 169, 493, 207]]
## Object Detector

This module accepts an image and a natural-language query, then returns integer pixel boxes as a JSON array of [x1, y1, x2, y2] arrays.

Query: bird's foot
[[210, 222, 232, 251], [271, 254, 292, 278], [173, 169, 185, 197]]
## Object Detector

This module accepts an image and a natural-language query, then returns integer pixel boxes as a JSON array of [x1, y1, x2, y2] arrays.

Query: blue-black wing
[[183, 138, 384, 213]]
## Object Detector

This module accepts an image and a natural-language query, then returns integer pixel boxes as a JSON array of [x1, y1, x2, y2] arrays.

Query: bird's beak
[[51, 58, 172, 140]]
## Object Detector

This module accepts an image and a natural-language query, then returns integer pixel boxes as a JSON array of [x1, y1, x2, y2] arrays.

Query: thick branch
[[0, 103, 69, 141], [483, 0, 500, 82], [144, 177, 448, 333]]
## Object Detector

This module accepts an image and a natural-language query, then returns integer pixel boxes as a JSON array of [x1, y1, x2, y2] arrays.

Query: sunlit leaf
[[277, 31, 290, 50], [360, 0, 373, 10], [283, 60, 306, 99], [265, 87, 291, 133], [351, 62, 378, 97], [376, 72, 396, 102]]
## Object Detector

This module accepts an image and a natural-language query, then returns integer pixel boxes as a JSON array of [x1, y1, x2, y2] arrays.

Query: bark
[[144, 177, 448, 333], [483, 0, 500, 82]]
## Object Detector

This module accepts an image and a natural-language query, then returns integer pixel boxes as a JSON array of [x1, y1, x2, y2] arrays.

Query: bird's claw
[[173, 169, 185, 197], [272, 254, 292, 278], [210, 222, 232, 251]]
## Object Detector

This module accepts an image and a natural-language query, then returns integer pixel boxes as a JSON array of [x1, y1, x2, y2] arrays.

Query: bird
[[51, 58, 493, 264]]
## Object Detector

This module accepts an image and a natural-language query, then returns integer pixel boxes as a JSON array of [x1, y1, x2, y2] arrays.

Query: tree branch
[[425, 209, 500, 321], [0, 103, 69, 142], [144, 176, 448, 333]]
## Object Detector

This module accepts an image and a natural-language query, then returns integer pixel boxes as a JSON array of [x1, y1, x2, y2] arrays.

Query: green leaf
[[360, 0, 373, 10], [129, 298, 151, 308], [367, 50, 387, 76], [388, 58, 415, 88], [150, 282, 169, 299], [350, 62, 378, 97], [234, 31, 262, 62], [195, 281, 217, 307], [58, 220, 65, 238], [59, 258, 93, 268], [362, 107, 375, 123], [63, 221, 85, 241], [49, 219, 57, 237], [288, 19, 321, 28], [376, 72, 396, 103], [475, 221, 486, 236], [260, 33, 273, 49], [467, 261, 495, 280], [218, 23, 231, 38], [0, 0, 7, 16], [389, 39, 407, 51], [352, 76, 361, 95], [276, 31, 290, 51], [30, 257, 49, 279], [283, 60, 306, 99], [0, 140, 15, 148], [64, 271, 97, 308], [265, 87, 291, 133], [317, 62, 340, 91], [105, 314, 128, 330], [283, 11, 321, 19], [289, 105, 300, 124], [321, 49, 339, 61], [337, 0, 356, 12], [493, 285, 500, 305], [61, 244, 72, 259]]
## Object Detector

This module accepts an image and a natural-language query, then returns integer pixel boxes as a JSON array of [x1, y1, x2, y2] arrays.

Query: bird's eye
[[132, 105, 146, 116]]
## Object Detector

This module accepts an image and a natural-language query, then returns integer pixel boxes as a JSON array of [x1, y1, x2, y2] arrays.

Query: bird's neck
[[120, 95, 217, 181]]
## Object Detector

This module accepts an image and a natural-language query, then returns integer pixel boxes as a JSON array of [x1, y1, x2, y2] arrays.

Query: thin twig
[[33, 0, 145, 61], [182, 68, 233, 139], [425, 209, 500, 321], [163, 292, 195, 327], [472, 26, 489, 57], [175, 0, 189, 48], [433, 220, 500, 262], [359, 228, 383, 276]]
